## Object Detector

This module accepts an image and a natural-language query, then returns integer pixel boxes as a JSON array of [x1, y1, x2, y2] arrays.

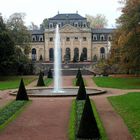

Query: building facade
[[30, 13, 114, 62]]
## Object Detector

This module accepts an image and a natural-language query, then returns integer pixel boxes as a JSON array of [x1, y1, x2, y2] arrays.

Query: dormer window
[[49, 23, 53, 28], [58, 23, 61, 28], [93, 35, 97, 41], [39, 35, 43, 42], [83, 23, 86, 28], [32, 36, 36, 42], [74, 22, 78, 27], [100, 35, 105, 41], [108, 35, 112, 41], [40, 37, 43, 42]]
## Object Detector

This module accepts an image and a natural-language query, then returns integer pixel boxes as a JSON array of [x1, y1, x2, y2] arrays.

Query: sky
[[0, 0, 122, 28]]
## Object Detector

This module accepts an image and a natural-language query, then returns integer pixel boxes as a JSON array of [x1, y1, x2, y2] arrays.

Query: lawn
[[0, 76, 36, 90], [108, 92, 140, 140], [93, 77, 140, 89], [73, 78, 87, 86], [44, 78, 53, 86], [68, 99, 108, 140]]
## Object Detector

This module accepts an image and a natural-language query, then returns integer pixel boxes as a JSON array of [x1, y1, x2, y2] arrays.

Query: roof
[[49, 13, 86, 20], [30, 30, 44, 34], [92, 28, 115, 34]]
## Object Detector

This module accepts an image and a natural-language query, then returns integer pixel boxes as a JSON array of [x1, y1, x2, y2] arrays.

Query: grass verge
[[68, 99, 108, 140], [0, 100, 31, 131], [68, 100, 76, 140], [93, 77, 140, 89], [108, 92, 140, 140]]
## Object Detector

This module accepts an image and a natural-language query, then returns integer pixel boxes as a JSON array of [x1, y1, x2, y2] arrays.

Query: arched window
[[32, 48, 36, 61], [49, 48, 54, 62], [83, 48, 87, 61], [100, 35, 105, 41], [93, 55, 97, 62], [65, 48, 71, 62], [100, 47, 105, 59], [73, 48, 79, 62]]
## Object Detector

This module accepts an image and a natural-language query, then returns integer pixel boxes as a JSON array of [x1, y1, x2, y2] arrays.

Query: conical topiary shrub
[[76, 77, 87, 100], [47, 69, 53, 78], [76, 68, 81, 79], [16, 78, 29, 100], [77, 95, 100, 139], [37, 71, 45, 86], [76, 70, 82, 86]]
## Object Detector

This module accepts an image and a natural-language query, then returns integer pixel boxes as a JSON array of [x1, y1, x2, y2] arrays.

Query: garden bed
[[68, 99, 107, 140], [0, 100, 30, 130]]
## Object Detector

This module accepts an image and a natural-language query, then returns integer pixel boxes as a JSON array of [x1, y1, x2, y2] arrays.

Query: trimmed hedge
[[76, 77, 87, 100], [0, 100, 29, 130], [37, 71, 45, 86], [77, 95, 100, 139], [16, 78, 29, 100]]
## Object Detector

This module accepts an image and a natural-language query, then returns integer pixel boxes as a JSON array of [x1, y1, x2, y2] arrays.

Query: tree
[[0, 15, 17, 75], [28, 22, 39, 30], [6, 13, 31, 54], [86, 14, 108, 28], [110, 0, 140, 74], [40, 18, 49, 30]]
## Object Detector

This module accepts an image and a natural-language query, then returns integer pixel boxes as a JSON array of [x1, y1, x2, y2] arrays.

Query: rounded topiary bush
[[77, 95, 100, 139], [16, 78, 29, 100], [37, 71, 45, 86]]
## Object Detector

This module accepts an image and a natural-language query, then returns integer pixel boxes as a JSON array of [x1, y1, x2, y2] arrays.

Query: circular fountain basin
[[10, 87, 106, 97]]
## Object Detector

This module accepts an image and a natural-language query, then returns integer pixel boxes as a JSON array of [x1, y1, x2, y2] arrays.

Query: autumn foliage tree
[[110, 0, 140, 74]]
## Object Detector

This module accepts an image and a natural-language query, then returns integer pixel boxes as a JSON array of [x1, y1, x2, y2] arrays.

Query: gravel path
[[0, 97, 72, 140], [86, 78, 133, 140]]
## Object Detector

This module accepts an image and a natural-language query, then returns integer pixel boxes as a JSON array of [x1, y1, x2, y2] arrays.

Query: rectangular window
[[66, 37, 70, 41], [75, 37, 78, 40], [50, 37, 53, 42], [83, 37, 87, 41]]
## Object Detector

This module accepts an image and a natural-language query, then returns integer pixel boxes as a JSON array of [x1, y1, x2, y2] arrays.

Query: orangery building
[[29, 12, 114, 62]]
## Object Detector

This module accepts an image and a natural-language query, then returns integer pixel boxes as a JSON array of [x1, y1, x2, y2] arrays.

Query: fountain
[[53, 25, 63, 93]]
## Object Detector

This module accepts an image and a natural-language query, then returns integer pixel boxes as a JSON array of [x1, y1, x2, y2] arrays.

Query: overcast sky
[[0, 0, 122, 28]]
